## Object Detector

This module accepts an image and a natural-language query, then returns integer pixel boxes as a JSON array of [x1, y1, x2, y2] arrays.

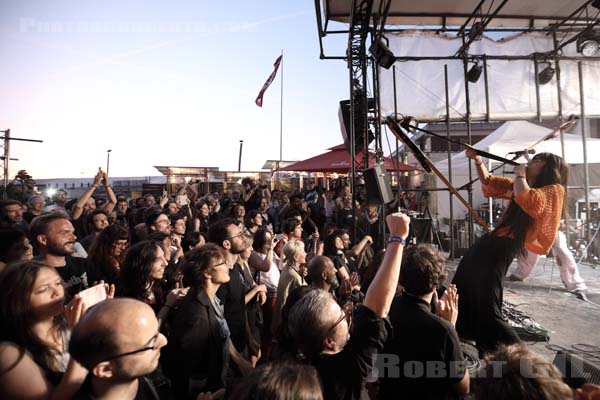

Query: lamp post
[[238, 140, 244, 172], [106, 149, 112, 176]]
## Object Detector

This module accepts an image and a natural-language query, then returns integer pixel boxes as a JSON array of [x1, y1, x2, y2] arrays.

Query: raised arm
[[465, 146, 490, 185], [71, 170, 103, 220], [364, 212, 410, 317], [101, 172, 117, 214]]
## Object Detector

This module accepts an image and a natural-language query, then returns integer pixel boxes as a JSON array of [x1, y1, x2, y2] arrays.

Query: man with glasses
[[288, 212, 410, 400], [69, 298, 168, 399], [146, 209, 172, 235], [208, 218, 252, 363]]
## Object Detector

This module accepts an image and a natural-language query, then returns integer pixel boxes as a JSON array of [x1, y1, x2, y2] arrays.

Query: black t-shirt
[[72, 216, 91, 241], [215, 263, 248, 354], [74, 375, 160, 400], [313, 305, 389, 400], [378, 294, 466, 400], [54, 256, 101, 298]]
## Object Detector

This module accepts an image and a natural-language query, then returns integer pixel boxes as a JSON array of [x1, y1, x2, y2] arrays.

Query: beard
[[47, 239, 75, 256], [229, 241, 246, 255], [328, 274, 340, 291]]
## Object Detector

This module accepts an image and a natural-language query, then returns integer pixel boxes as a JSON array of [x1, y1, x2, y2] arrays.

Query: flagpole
[[279, 50, 284, 163]]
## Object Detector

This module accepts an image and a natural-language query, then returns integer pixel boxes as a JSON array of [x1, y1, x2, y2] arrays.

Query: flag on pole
[[255, 55, 282, 107]]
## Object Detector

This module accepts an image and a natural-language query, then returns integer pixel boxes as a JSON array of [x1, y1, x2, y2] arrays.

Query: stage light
[[369, 38, 396, 69], [537, 64, 555, 85], [46, 188, 57, 197], [467, 63, 482, 83], [577, 31, 600, 57], [468, 22, 484, 42]]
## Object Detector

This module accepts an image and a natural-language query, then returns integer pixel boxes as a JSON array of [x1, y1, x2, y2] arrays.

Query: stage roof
[[323, 0, 594, 28]]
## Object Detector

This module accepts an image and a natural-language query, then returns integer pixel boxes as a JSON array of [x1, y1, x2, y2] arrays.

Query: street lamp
[[106, 149, 112, 176]]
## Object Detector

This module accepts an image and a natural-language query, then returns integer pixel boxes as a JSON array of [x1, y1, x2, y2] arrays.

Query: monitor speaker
[[363, 164, 394, 205], [553, 350, 600, 388]]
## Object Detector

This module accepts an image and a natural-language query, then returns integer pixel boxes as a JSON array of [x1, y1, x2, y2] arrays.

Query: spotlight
[[577, 31, 600, 57], [369, 38, 396, 69], [467, 63, 482, 83], [537, 64, 555, 85]]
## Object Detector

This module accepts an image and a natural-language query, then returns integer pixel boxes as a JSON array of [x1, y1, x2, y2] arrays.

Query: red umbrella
[[279, 144, 416, 173]]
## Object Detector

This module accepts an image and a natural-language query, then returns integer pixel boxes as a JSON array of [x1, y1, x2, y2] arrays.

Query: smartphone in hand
[[78, 284, 107, 308]]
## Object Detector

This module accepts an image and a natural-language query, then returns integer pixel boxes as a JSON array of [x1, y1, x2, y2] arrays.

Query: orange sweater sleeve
[[514, 184, 564, 255], [481, 175, 514, 200]]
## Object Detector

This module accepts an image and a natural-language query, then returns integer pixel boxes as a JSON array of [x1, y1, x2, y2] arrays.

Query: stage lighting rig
[[467, 62, 482, 83], [369, 37, 396, 69], [577, 30, 600, 57], [537, 62, 555, 85]]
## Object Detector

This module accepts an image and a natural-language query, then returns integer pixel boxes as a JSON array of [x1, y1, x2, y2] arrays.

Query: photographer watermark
[[371, 353, 591, 380], [19, 18, 258, 35]]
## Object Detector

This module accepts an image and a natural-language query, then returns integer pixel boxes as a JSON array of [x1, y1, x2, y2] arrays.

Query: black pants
[[452, 233, 521, 353]]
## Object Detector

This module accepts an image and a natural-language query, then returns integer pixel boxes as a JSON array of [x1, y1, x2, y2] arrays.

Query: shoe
[[508, 274, 523, 282], [571, 289, 588, 301]]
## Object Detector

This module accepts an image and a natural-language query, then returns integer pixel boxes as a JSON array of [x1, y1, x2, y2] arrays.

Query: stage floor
[[445, 256, 600, 361]]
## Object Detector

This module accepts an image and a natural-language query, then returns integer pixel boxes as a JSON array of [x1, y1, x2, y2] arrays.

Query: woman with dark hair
[[0, 228, 33, 271], [192, 200, 211, 235], [244, 210, 263, 235], [0, 261, 87, 399], [182, 231, 206, 252], [87, 224, 128, 284], [249, 227, 281, 360], [164, 244, 252, 399], [323, 231, 353, 283], [452, 150, 569, 352], [116, 240, 188, 323]]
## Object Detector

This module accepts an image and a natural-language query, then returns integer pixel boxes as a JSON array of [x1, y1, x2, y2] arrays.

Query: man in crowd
[[79, 209, 110, 251], [30, 213, 100, 297], [308, 255, 339, 294], [69, 298, 168, 399], [71, 169, 116, 239], [0, 199, 28, 232], [45, 188, 69, 213], [146, 209, 172, 235], [378, 244, 469, 399], [208, 218, 252, 361], [114, 198, 130, 231], [288, 212, 410, 400]]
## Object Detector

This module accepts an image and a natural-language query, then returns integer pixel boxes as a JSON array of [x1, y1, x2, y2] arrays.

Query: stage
[[444, 256, 600, 362]]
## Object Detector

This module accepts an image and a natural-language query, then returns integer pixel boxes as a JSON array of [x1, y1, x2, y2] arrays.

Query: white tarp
[[379, 31, 600, 122], [433, 121, 600, 232]]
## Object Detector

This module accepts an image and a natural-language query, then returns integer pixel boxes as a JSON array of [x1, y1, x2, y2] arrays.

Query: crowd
[[0, 168, 598, 400]]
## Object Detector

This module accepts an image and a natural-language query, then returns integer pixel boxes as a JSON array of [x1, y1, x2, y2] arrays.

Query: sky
[[0, 1, 350, 179]]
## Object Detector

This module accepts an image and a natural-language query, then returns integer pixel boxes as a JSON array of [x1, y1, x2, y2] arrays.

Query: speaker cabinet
[[363, 164, 394, 205]]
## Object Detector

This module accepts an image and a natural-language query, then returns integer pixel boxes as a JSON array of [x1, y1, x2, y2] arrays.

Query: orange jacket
[[482, 176, 564, 255]]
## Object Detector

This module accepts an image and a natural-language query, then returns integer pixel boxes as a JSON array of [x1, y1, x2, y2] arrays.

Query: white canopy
[[323, 0, 592, 27], [433, 121, 600, 231]]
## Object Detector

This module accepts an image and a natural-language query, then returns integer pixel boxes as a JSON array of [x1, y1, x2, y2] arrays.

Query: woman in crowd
[[453, 150, 569, 352], [116, 240, 187, 324], [193, 200, 211, 235], [248, 227, 281, 360], [0, 261, 88, 399], [238, 235, 267, 366], [323, 230, 352, 282], [271, 240, 307, 335], [0, 228, 34, 272], [244, 210, 263, 236], [165, 244, 252, 399], [87, 224, 128, 284]]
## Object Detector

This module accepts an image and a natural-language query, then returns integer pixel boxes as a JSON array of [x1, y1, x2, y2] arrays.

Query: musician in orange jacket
[[452, 148, 568, 353]]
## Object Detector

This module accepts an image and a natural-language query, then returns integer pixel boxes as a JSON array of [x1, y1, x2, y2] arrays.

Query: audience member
[[0, 228, 34, 271], [24, 195, 46, 223], [69, 298, 168, 400], [88, 224, 129, 284], [79, 209, 110, 251], [0, 199, 28, 232]]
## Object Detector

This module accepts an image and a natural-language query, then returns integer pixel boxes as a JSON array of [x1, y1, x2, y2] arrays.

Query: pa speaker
[[553, 350, 600, 388], [338, 97, 375, 153], [363, 164, 394, 205]]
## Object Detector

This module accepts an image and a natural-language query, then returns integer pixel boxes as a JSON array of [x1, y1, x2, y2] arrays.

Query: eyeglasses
[[325, 307, 352, 337], [101, 331, 160, 362], [226, 231, 244, 240]]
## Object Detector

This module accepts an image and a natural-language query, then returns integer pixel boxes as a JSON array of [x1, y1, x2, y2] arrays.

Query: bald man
[[69, 298, 168, 400], [308, 255, 339, 293]]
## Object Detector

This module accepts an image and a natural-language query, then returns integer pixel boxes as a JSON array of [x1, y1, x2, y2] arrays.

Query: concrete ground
[[445, 256, 600, 362]]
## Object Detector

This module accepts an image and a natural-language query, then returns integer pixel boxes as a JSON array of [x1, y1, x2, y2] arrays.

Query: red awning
[[279, 144, 417, 173]]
